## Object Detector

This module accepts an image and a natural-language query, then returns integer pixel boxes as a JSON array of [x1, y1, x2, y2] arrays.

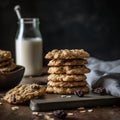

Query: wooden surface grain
[[0, 96, 120, 120]]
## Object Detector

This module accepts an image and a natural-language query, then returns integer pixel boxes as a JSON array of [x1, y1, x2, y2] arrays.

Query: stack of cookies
[[45, 49, 90, 94], [0, 49, 16, 72]]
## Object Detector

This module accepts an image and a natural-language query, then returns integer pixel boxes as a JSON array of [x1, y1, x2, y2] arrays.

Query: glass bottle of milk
[[15, 18, 43, 76]]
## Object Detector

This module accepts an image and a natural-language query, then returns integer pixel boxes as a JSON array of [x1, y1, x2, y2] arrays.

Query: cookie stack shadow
[[45, 49, 91, 94]]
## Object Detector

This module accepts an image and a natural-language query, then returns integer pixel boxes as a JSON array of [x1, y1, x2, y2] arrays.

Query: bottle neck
[[16, 18, 41, 39], [19, 18, 40, 29]]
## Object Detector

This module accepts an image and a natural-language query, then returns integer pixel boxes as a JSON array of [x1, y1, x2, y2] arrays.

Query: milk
[[15, 38, 42, 76]]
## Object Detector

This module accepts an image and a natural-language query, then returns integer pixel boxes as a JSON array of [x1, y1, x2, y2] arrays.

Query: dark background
[[0, 0, 120, 65]]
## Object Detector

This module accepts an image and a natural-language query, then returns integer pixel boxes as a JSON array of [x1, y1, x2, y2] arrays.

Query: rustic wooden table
[[0, 67, 120, 120]]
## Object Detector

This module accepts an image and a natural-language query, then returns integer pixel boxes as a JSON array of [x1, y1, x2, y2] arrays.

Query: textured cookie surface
[[0, 59, 13, 68], [0, 62, 16, 72], [45, 49, 90, 59], [47, 81, 87, 87], [48, 59, 88, 66], [3, 84, 46, 104], [0, 49, 12, 62], [48, 66, 90, 74], [48, 74, 86, 82], [46, 86, 89, 94]]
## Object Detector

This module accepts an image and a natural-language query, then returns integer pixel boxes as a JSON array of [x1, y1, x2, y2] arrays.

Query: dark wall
[[0, 0, 120, 65]]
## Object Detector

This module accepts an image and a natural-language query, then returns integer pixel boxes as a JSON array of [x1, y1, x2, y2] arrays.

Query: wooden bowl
[[0, 65, 25, 90]]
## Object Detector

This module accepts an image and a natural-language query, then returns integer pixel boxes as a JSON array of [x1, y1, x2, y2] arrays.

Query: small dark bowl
[[0, 65, 25, 90]]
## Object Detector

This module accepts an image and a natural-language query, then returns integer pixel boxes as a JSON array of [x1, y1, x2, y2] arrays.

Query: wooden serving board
[[30, 92, 120, 111]]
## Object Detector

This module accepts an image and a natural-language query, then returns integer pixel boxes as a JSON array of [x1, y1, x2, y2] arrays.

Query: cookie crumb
[[1, 98, 3, 101], [68, 112, 73, 116], [66, 95, 72, 98], [0, 102, 3, 105], [47, 112, 53, 115], [38, 113, 43, 116], [80, 110, 86, 113], [77, 107, 85, 110], [44, 114, 51, 119], [48, 118, 54, 120], [88, 109, 93, 112], [11, 106, 19, 110], [32, 112, 39, 115], [61, 95, 72, 98], [61, 95, 66, 98], [50, 118, 54, 120]]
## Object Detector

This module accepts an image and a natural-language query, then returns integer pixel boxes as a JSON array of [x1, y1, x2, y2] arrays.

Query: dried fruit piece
[[31, 84, 40, 90], [53, 110, 67, 119], [74, 90, 84, 97], [92, 87, 106, 95], [11, 95, 16, 103]]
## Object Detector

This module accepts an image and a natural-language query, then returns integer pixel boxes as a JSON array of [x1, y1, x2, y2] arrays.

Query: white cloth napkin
[[86, 57, 120, 97]]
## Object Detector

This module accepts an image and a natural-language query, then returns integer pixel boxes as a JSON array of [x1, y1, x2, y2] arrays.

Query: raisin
[[31, 85, 40, 90], [74, 90, 84, 97], [53, 110, 67, 119], [61, 60, 66, 65], [11, 95, 16, 103], [92, 87, 106, 95]]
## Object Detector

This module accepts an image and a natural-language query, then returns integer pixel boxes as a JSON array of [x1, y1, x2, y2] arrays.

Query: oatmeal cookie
[[48, 59, 88, 66], [48, 66, 90, 74], [47, 81, 87, 87], [46, 86, 89, 94], [3, 84, 46, 104], [0, 59, 14, 68], [45, 49, 90, 59], [48, 74, 86, 82], [0, 49, 12, 62], [0, 62, 16, 72]]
